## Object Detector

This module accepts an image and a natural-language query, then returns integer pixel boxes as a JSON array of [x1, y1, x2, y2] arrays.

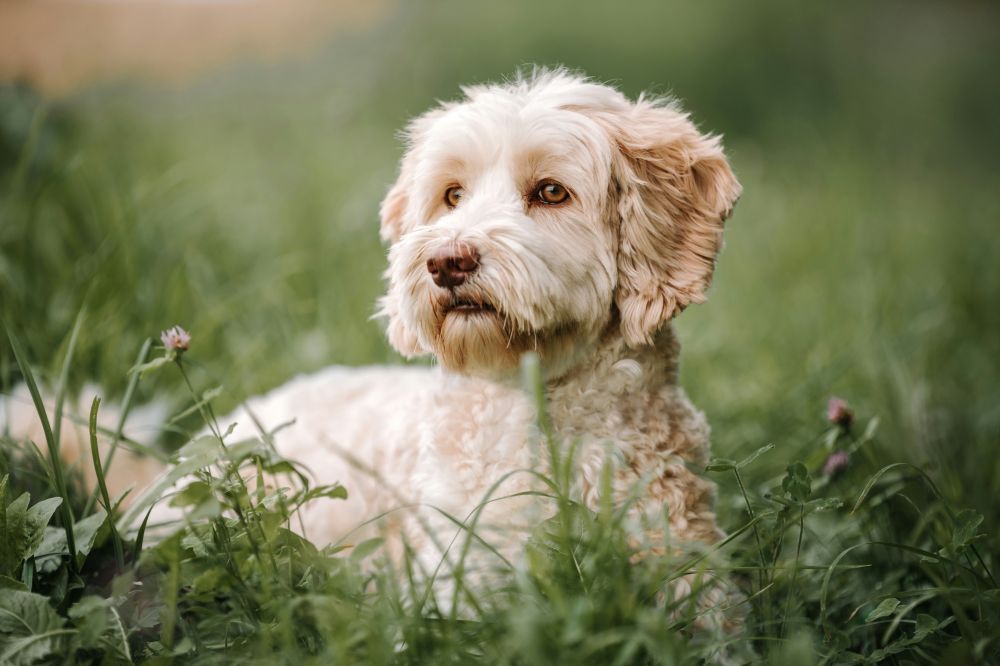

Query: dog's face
[[379, 71, 741, 379]]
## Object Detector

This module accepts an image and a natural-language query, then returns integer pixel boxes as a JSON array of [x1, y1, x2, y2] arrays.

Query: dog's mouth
[[444, 296, 497, 315]]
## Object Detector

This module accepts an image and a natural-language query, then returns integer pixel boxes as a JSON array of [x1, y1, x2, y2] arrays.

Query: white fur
[[5, 71, 744, 631], [201, 71, 742, 610]]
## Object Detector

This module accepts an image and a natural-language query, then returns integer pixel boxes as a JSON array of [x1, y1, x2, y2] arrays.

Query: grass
[[2, 330, 997, 664], [1, 0, 999, 662]]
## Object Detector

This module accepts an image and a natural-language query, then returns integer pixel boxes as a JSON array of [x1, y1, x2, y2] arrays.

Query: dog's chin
[[431, 306, 583, 379], [434, 306, 528, 376]]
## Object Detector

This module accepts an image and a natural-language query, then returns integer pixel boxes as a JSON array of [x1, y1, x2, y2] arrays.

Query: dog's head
[[378, 70, 740, 379]]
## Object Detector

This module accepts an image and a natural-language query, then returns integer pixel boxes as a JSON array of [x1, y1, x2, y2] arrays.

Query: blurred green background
[[2, 0, 999, 534]]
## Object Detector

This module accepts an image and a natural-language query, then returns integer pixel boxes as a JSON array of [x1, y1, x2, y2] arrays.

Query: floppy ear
[[378, 108, 448, 243], [377, 109, 448, 354], [376, 291, 424, 357], [377, 155, 425, 355], [378, 155, 413, 243], [605, 98, 741, 346]]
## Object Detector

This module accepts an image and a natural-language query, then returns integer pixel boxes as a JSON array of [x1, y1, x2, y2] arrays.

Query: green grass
[[1, 0, 999, 662]]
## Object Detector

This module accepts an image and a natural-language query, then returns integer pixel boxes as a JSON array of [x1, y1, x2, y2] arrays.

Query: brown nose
[[426, 244, 480, 288]]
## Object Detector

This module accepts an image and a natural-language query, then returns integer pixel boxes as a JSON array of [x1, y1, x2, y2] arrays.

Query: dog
[[189, 68, 741, 617], [5, 68, 743, 632]]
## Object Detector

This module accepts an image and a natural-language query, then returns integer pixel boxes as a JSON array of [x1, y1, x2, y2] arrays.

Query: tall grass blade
[[88, 397, 125, 570], [50, 306, 86, 462], [131, 504, 156, 563], [83, 337, 152, 515], [1, 319, 77, 567]]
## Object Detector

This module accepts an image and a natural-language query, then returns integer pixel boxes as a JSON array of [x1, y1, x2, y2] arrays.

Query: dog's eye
[[536, 181, 570, 205], [444, 186, 465, 208]]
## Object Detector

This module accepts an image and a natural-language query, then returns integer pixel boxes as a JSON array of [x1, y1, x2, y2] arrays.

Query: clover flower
[[160, 325, 191, 352], [823, 449, 850, 477], [826, 396, 853, 429]]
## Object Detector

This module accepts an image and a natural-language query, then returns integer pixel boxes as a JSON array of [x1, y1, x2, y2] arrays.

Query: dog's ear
[[605, 98, 741, 346], [379, 157, 412, 243], [379, 108, 447, 243], [377, 292, 425, 357], [378, 150, 413, 243]]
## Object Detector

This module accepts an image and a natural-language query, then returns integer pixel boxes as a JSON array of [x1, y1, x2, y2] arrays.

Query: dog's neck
[[435, 324, 682, 428], [546, 323, 680, 403]]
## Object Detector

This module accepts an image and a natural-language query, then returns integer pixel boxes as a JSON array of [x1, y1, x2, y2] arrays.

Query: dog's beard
[[436, 311, 525, 373], [430, 288, 532, 374], [425, 288, 585, 377]]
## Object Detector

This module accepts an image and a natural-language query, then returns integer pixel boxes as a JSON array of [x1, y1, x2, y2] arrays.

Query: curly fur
[[7, 69, 744, 635], [214, 70, 743, 625]]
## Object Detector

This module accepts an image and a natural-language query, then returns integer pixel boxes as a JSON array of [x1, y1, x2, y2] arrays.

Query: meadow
[[1, 0, 999, 663]]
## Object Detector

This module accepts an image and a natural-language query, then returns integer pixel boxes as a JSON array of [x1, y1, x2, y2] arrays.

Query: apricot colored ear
[[607, 99, 741, 346]]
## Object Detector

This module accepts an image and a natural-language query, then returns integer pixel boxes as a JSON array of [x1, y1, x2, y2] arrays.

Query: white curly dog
[[219, 69, 739, 608], [3, 69, 742, 628]]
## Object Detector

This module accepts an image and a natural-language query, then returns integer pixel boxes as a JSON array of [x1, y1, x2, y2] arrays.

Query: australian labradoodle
[[4, 68, 743, 629], [212, 69, 741, 614]]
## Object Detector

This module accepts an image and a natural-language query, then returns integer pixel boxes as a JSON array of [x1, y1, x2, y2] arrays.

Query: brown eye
[[536, 181, 569, 205], [444, 186, 465, 208]]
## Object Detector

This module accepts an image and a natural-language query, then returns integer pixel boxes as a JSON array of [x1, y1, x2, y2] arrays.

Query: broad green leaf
[[117, 436, 226, 528], [299, 483, 349, 504], [129, 354, 174, 377], [259, 459, 300, 476], [168, 480, 213, 508], [704, 458, 736, 473], [71, 510, 110, 566], [260, 487, 291, 512], [868, 613, 953, 662], [33, 528, 67, 574], [806, 497, 843, 512], [951, 509, 984, 550], [1, 633, 76, 666], [0, 494, 60, 577], [7, 493, 30, 518], [913, 613, 941, 640], [737, 444, 774, 470], [175, 434, 224, 459], [180, 530, 212, 558], [865, 597, 899, 622], [190, 567, 230, 595], [781, 463, 811, 503], [65, 594, 133, 663], [102, 606, 132, 665], [68, 595, 110, 647], [349, 537, 385, 564], [33, 510, 109, 571], [1, 492, 30, 576], [0, 589, 66, 665], [119, 436, 274, 529], [21, 497, 63, 563]]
